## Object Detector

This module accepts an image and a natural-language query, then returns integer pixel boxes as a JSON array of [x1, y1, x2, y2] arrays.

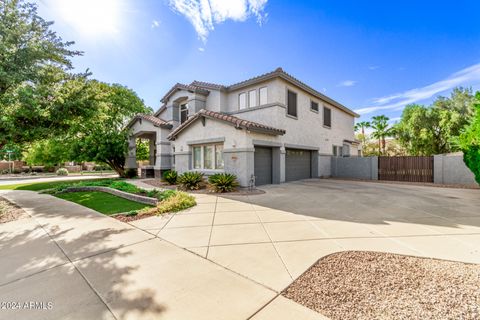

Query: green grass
[[0, 179, 115, 191], [56, 191, 152, 215]]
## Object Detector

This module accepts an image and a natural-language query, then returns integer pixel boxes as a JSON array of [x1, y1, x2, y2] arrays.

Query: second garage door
[[285, 149, 311, 182]]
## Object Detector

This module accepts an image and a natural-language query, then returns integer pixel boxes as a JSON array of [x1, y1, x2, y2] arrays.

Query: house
[[126, 68, 360, 186]]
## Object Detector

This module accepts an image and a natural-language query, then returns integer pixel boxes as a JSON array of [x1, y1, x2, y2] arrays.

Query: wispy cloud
[[198, 47, 205, 52], [338, 80, 357, 87], [355, 62, 480, 115], [368, 66, 380, 70], [168, 0, 268, 42], [151, 20, 160, 28]]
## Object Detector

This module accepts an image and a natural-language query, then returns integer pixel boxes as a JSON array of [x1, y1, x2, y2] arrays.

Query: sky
[[37, 0, 480, 126]]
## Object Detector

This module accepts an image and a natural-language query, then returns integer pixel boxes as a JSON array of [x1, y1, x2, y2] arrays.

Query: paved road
[[0, 174, 118, 186]]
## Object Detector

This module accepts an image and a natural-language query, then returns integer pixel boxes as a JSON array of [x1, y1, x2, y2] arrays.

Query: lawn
[[56, 191, 152, 215], [0, 179, 114, 191]]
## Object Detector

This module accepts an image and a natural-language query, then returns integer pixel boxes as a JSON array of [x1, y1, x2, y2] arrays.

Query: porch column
[[125, 136, 137, 169], [149, 138, 156, 165]]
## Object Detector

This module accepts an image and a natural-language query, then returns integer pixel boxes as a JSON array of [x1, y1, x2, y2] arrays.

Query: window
[[180, 104, 188, 124], [192, 144, 224, 170], [259, 87, 267, 105], [332, 146, 343, 157], [193, 146, 202, 169], [343, 144, 350, 157], [248, 89, 256, 108], [323, 106, 332, 127], [310, 101, 319, 112], [287, 90, 297, 117], [239, 93, 247, 109]]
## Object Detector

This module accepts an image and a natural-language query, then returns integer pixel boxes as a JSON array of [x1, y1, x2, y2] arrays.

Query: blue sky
[[37, 0, 480, 124]]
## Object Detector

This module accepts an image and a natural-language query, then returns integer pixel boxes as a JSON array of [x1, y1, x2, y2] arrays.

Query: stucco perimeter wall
[[331, 156, 378, 180], [434, 153, 477, 186]]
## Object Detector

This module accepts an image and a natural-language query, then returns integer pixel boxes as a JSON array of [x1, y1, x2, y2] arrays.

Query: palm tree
[[371, 115, 392, 155], [354, 121, 371, 155]]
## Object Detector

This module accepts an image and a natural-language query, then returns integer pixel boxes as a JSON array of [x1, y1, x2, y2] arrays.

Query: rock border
[[60, 186, 158, 206]]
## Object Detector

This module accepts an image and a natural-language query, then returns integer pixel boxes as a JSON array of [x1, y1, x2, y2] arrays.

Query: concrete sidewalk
[[0, 191, 321, 320]]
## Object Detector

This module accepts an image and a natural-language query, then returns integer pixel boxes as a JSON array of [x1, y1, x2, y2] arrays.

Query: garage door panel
[[286, 149, 311, 182], [254, 147, 272, 186]]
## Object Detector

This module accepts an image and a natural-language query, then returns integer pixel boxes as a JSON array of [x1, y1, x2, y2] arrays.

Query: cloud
[[338, 80, 357, 87], [198, 47, 205, 52], [368, 66, 380, 70], [168, 0, 268, 42], [151, 20, 160, 28], [355, 62, 480, 115]]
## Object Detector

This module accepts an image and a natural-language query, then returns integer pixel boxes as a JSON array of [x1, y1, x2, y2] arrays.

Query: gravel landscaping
[[283, 251, 480, 320], [0, 197, 28, 223]]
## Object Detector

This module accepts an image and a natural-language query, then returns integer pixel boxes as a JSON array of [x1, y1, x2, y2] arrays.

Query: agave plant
[[208, 173, 239, 193], [178, 171, 204, 190]]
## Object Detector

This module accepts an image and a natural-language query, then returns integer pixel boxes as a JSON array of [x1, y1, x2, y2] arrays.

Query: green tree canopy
[[371, 115, 393, 155], [0, 0, 94, 149], [394, 87, 478, 156], [457, 92, 480, 184]]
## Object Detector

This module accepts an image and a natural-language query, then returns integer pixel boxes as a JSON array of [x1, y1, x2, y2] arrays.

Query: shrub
[[94, 164, 111, 171], [208, 173, 239, 193], [178, 171, 203, 190], [162, 170, 178, 185], [458, 94, 480, 185], [109, 181, 141, 194], [56, 168, 69, 176], [156, 191, 196, 214], [158, 189, 176, 201], [464, 147, 480, 185]]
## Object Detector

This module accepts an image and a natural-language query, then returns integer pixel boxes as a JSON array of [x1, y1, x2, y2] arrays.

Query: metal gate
[[378, 156, 433, 182]]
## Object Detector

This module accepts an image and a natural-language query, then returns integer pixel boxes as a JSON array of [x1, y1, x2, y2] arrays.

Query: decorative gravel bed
[[142, 179, 266, 195], [283, 251, 480, 320], [0, 197, 28, 223]]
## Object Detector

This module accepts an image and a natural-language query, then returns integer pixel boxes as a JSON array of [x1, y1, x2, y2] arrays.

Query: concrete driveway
[[1, 179, 479, 320]]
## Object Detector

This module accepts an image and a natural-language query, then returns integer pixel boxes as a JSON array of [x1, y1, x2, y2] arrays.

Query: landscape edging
[[61, 186, 158, 205]]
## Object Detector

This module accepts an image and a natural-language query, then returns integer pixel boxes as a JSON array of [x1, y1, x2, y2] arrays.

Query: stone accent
[[62, 186, 158, 206]]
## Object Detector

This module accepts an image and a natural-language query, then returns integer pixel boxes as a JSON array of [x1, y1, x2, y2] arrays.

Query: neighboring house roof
[[160, 83, 210, 103], [127, 114, 173, 129], [168, 109, 286, 140], [228, 67, 359, 117]]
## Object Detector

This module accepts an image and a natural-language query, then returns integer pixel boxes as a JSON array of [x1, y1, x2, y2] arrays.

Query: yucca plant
[[178, 171, 204, 190], [162, 170, 178, 185], [208, 173, 239, 193]]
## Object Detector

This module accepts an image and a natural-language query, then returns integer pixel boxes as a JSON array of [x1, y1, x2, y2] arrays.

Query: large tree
[[0, 0, 93, 149], [395, 88, 478, 156], [457, 92, 480, 185], [66, 81, 151, 177]]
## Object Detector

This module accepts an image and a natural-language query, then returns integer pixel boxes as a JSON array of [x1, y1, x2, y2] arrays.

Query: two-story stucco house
[[126, 68, 360, 186]]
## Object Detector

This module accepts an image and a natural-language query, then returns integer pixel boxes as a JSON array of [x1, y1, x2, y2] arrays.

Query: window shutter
[[287, 90, 297, 117]]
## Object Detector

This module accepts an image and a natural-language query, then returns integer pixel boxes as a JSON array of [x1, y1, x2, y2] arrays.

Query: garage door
[[254, 147, 272, 186], [286, 149, 311, 181]]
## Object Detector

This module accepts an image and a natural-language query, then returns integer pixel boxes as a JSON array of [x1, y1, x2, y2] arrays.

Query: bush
[[208, 173, 239, 193], [156, 191, 196, 214], [124, 168, 138, 178], [458, 94, 480, 185], [162, 170, 178, 185], [464, 147, 480, 185], [178, 171, 203, 190], [109, 181, 141, 194], [94, 164, 111, 171], [56, 168, 69, 176]]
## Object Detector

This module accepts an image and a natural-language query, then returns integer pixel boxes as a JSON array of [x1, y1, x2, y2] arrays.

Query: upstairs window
[[180, 104, 188, 124], [239, 93, 247, 109], [259, 87, 267, 105], [310, 101, 319, 112], [323, 106, 332, 127], [248, 89, 257, 108], [287, 90, 297, 117]]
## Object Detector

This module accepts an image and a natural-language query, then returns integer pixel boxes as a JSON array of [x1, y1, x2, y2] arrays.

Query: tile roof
[[127, 114, 172, 129], [160, 83, 210, 103], [190, 80, 226, 90], [168, 109, 286, 140]]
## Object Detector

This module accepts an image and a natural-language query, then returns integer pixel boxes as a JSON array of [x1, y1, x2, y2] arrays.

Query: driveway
[[1, 179, 479, 319]]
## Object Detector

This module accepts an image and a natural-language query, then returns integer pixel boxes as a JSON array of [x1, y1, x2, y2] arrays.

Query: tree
[[371, 115, 392, 155], [66, 81, 151, 177], [23, 139, 69, 166], [0, 0, 93, 149], [354, 121, 370, 155], [457, 92, 480, 185], [394, 88, 478, 156], [136, 139, 150, 161]]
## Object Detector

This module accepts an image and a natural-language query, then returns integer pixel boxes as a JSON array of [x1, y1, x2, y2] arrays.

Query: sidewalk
[[0, 190, 322, 320]]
